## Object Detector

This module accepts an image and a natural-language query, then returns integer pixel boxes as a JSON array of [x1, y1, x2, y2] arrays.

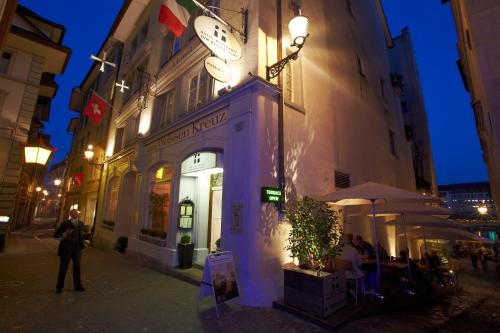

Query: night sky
[[19, 0, 488, 186]]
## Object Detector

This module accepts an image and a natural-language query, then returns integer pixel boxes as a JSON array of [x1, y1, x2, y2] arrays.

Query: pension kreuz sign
[[154, 110, 228, 149]]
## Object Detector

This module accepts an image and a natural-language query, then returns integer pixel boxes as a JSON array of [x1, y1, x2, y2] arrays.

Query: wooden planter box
[[139, 234, 167, 247], [284, 266, 346, 317]]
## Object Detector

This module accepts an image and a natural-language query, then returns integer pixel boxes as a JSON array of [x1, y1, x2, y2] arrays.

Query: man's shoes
[[55, 289, 63, 294], [75, 287, 85, 292]]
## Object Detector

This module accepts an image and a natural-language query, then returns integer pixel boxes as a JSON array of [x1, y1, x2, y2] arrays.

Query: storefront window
[[150, 165, 172, 231]]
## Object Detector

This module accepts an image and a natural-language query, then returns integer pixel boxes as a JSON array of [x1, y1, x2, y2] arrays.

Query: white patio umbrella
[[348, 205, 451, 279], [316, 181, 437, 287]]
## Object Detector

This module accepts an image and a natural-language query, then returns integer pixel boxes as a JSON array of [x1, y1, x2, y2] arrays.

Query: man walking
[[53, 209, 87, 294]]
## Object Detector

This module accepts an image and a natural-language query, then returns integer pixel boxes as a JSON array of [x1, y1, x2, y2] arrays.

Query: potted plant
[[116, 236, 128, 254], [284, 196, 346, 317], [178, 234, 194, 269]]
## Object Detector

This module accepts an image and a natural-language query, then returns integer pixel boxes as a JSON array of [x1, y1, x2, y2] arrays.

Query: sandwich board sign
[[198, 251, 239, 318]]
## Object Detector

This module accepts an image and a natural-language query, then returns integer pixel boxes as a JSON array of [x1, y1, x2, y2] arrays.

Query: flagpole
[[89, 89, 115, 110], [191, 0, 246, 38]]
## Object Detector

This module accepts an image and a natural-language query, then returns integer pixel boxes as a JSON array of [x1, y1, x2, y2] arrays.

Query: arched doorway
[[178, 151, 223, 265], [115, 171, 137, 236]]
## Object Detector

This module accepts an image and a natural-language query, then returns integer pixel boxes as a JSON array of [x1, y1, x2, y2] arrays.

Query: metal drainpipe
[[277, 0, 285, 214]]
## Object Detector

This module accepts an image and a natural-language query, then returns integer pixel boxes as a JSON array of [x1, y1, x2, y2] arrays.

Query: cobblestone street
[[0, 219, 331, 333], [1, 218, 498, 333]]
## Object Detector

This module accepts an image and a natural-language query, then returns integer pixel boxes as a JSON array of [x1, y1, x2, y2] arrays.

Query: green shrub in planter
[[285, 196, 343, 274], [178, 234, 194, 269], [180, 234, 191, 244]]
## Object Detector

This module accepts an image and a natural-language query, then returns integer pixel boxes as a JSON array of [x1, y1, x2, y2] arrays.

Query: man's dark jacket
[[53, 220, 86, 256]]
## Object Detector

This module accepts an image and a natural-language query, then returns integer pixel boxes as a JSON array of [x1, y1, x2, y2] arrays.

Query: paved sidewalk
[[0, 221, 330, 333]]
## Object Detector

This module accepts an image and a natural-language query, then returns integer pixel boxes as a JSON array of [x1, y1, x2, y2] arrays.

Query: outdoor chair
[[345, 274, 366, 304]]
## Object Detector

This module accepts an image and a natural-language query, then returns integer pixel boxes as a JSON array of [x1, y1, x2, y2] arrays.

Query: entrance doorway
[[115, 171, 137, 236], [178, 152, 223, 265]]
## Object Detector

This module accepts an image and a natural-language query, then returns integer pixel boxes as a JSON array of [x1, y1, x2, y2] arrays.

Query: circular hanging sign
[[194, 16, 242, 61], [204, 56, 232, 83]]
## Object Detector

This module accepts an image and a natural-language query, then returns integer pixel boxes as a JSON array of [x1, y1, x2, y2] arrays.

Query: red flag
[[83, 92, 108, 124], [73, 172, 84, 187]]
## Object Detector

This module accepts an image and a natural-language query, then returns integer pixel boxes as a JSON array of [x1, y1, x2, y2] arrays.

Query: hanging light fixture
[[24, 146, 52, 165], [288, 11, 309, 48], [84, 145, 95, 160], [266, 10, 310, 80]]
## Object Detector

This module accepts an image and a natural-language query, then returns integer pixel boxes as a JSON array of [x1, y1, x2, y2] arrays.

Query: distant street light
[[42, 190, 49, 196], [84, 145, 95, 160], [477, 206, 488, 215], [54, 178, 62, 186], [36, 187, 42, 192]]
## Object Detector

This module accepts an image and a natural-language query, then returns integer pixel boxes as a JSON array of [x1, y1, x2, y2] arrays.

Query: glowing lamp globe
[[84, 145, 95, 160], [288, 14, 309, 48], [24, 146, 52, 165], [54, 179, 62, 186], [42, 190, 48, 196], [478, 206, 488, 215], [35, 187, 42, 192]]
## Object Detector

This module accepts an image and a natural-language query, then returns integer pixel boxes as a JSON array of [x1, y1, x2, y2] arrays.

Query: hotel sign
[[194, 16, 242, 61], [154, 110, 228, 149], [205, 56, 232, 83], [261, 187, 284, 203]]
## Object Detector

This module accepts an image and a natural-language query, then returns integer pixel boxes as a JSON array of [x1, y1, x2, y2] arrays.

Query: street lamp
[[42, 190, 49, 196], [24, 145, 52, 165], [84, 144, 103, 170], [54, 178, 62, 186], [478, 206, 488, 215], [36, 187, 42, 192], [266, 11, 309, 80]]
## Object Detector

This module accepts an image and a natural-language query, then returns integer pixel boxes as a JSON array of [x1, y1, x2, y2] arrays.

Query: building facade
[[66, 0, 422, 306], [62, 36, 123, 230], [0, 4, 70, 231], [439, 181, 496, 218], [389, 27, 437, 195], [444, 0, 500, 217]]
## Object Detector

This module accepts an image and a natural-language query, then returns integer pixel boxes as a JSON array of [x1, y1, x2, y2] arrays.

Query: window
[[156, 89, 175, 127], [187, 69, 211, 111], [149, 165, 172, 231], [284, 48, 304, 107], [0, 52, 11, 74], [389, 130, 397, 157], [160, 33, 176, 65], [114, 127, 125, 153]]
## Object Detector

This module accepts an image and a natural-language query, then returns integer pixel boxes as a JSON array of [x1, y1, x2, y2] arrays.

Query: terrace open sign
[[261, 187, 284, 203]]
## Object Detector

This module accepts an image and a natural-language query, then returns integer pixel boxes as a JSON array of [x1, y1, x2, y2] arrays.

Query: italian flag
[[158, 0, 198, 37]]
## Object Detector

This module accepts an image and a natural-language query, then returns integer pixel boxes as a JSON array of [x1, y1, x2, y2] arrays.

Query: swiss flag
[[83, 92, 108, 124], [73, 172, 84, 187]]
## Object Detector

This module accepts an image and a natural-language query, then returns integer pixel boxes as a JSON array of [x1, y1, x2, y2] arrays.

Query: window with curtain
[[149, 166, 172, 231]]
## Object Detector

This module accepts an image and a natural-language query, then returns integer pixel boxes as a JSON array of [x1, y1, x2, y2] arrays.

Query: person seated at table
[[400, 250, 430, 290], [337, 234, 364, 298], [354, 235, 375, 259], [337, 234, 363, 278], [377, 243, 389, 262], [427, 250, 442, 283]]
